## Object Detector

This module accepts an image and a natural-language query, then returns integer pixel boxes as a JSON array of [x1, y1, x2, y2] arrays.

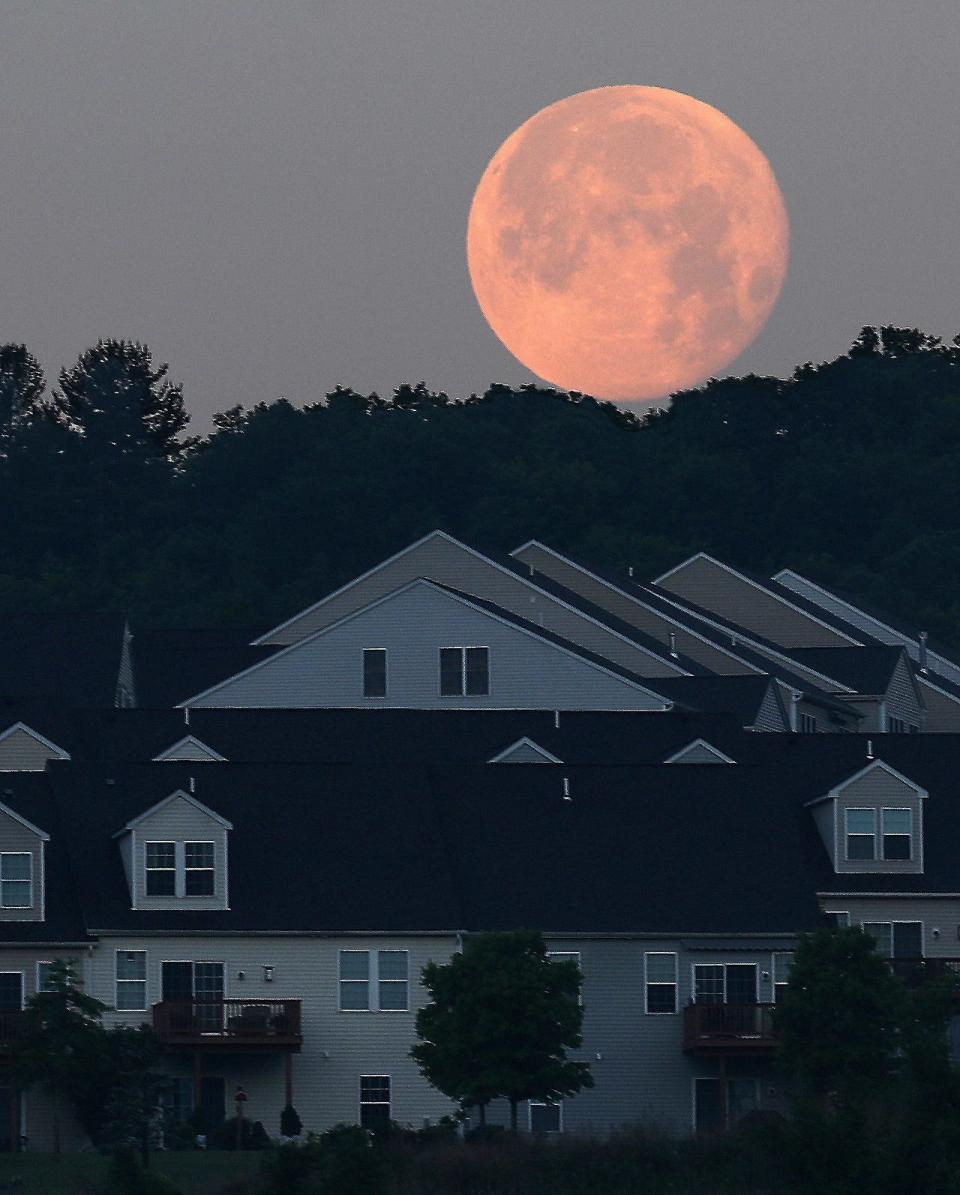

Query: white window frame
[[861, 919, 924, 960], [0, 852, 32, 909], [144, 840, 177, 896], [115, 949, 148, 1012], [771, 952, 793, 1002], [691, 962, 758, 1005], [547, 951, 582, 1006], [339, 949, 410, 1012], [362, 647, 388, 698], [881, 807, 913, 861], [184, 841, 216, 896], [359, 1074, 391, 1126], [528, 1099, 563, 1133], [439, 646, 490, 697], [823, 910, 850, 927], [35, 960, 55, 994], [844, 807, 877, 861], [644, 952, 678, 1014]]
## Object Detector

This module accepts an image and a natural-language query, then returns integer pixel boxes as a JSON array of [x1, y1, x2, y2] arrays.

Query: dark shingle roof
[[0, 614, 126, 707], [131, 629, 275, 706], [785, 646, 907, 695], [645, 676, 786, 728]]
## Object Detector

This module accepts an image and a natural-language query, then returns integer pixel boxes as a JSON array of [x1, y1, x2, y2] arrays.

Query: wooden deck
[[152, 998, 302, 1051], [683, 1003, 778, 1054]]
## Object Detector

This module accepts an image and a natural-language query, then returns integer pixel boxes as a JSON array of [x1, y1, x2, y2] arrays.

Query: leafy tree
[[52, 339, 189, 462], [13, 959, 107, 1153], [0, 343, 45, 443], [775, 927, 909, 1102], [412, 930, 593, 1131]]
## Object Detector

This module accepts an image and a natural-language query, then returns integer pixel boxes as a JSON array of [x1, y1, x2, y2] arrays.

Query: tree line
[[2, 327, 960, 644]]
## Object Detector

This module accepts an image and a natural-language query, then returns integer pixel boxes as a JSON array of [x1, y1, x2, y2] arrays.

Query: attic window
[[145, 840, 217, 899], [440, 647, 489, 696], [363, 649, 387, 698], [0, 854, 31, 908], [881, 809, 912, 860], [146, 842, 176, 895], [845, 809, 876, 861], [185, 842, 215, 895]]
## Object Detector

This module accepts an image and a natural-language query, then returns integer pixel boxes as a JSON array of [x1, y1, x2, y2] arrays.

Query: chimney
[[918, 632, 928, 674]]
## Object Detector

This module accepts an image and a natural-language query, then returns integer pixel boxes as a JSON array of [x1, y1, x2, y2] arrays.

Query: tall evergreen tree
[[0, 343, 46, 443], [52, 339, 189, 462]]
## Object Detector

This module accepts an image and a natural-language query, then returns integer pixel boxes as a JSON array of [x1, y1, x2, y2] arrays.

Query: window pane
[[893, 922, 923, 959], [439, 648, 463, 696], [883, 835, 911, 861], [185, 869, 215, 896], [694, 965, 724, 1004], [146, 843, 175, 868], [846, 809, 875, 834], [360, 1075, 390, 1127], [847, 835, 876, 861], [117, 951, 146, 980], [1, 854, 30, 881], [465, 647, 489, 695], [863, 923, 893, 957], [883, 810, 911, 835], [725, 965, 757, 1004], [146, 870, 176, 896], [530, 1102, 561, 1133], [363, 649, 387, 697], [0, 975, 22, 1012], [646, 984, 677, 1013], [378, 981, 408, 1011], [185, 843, 214, 868], [116, 980, 147, 1011], [823, 911, 850, 927], [37, 963, 55, 993], [646, 954, 677, 983], [340, 951, 369, 980], [1, 881, 31, 908], [772, 954, 793, 984], [377, 951, 408, 981], [340, 981, 369, 1010]]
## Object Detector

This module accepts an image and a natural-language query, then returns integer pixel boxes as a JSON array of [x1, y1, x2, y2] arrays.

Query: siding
[[258, 535, 684, 679], [512, 545, 763, 677], [884, 656, 924, 731], [665, 741, 732, 764], [0, 726, 67, 772], [820, 898, 960, 962], [918, 679, 960, 732], [0, 809, 45, 922], [752, 684, 789, 732], [129, 795, 230, 911], [190, 583, 666, 711], [830, 767, 925, 876], [491, 741, 559, 763], [154, 737, 225, 763], [656, 556, 857, 649]]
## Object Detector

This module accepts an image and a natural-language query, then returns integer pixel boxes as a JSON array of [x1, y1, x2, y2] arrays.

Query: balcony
[[683, 1003, 778, 1055], [890, 958, 960, 990], [152, 999, 302, 1051]]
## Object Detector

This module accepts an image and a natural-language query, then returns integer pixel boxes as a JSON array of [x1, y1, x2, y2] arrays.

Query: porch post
[[193, 1051, 202, 1113], [718, 1054, 728, 1131], [285, 1053, 293, 1107]]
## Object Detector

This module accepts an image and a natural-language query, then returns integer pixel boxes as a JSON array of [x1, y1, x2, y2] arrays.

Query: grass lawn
[[0, 1151, 260, 1194]]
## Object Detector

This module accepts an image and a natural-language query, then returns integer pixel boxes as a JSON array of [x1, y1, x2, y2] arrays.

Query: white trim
[[0, 721, 71, 767], [338, 948, 410, 1013], [117, 789, 233, 834], [0, 801, 49, 841], [180, 578, 674, 709], [439, 645, 489, 698], [115, 948, 148, 1012], [152, 736, 227, 763], [643, 951, 678, 1014], [655, 553, 862, 645], [691, 961, 759, 1004], [805, 759, 929, 807], [488, 737, 563, 764], [859, 918, 925, 960], [844, 807, 877, 862], [880, 807, 914, 862], [662, 739, 736, 765], [0, 851, 33, 910], [35, 960, 53, 994]]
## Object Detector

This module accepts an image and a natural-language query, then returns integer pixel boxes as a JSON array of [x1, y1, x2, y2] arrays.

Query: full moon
[[466, 86, 789, 402]]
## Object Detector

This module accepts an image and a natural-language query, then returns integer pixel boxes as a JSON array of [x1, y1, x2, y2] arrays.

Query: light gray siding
[[0, 725, 68, 772], [884, 656, 924, 731], [258, 534, 685, 679], [127, 795, 230, 911], [189, 583, 666, 711], [827, 766, 925, 876], [918, 679, 960, 732], [821, 898, 960, 960], [490, 740, 560, 763], [665, 741, 732, 764], [153, 737, 226, 762], [0, 808, 46, 922], [752, 683, 789, 731], [512, 545, 765, 677], [655, 556, 858, 649]]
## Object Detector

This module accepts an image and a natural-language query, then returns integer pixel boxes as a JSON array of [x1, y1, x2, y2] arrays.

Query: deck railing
[[152, 999, 302, 1046], [889, 958, 960, 988], [683, 1003, 777, 1051]]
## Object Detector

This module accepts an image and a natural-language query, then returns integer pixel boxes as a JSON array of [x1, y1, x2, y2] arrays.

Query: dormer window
[[845, 809, 877, 860], [0, 854, 31, 908], [145, 840, 216, 898], [185, 842, 215, 895], [146, 842, 176, 895]]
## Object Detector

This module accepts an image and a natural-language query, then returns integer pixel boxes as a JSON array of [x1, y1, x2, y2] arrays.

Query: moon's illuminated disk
[[467, 86, 789, 401]]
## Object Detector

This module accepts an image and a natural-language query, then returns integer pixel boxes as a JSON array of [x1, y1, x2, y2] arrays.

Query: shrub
[[208, 1116, 270, 1151], [260, 1124, 385, 1195], [280, 1102, 303, 1138], [107, 1146, 183, 1195]]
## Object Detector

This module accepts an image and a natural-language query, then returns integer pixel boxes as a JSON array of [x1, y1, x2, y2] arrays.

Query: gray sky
[[2, 1, 959, 426]]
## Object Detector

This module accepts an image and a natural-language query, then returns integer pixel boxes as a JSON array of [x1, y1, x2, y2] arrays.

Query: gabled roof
[[116, 788, 234, 834], [785, 646, 910, 697], [0, 721, 72, 762], [806, 757, 929, 805], [0, 613, 127, 707], [488, 737, 563, 763], [644, 675, 787, 728], [663, 739, 736, 764], [152, 735, 227, 763], [0, 799, 50, 840], [132, 628, 275, 707]]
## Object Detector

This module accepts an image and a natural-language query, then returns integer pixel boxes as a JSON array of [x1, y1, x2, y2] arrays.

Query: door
[[161, 963, 224, 1033], [199, 1077, 225, 1131], [725, 965, 757, 1005]]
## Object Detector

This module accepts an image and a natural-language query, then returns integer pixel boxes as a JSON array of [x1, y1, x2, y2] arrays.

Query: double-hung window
[[0, 853, 32, 908], [547, 951, 583, 1006], [529, 1101, 562, 1133], [644, 952, 678, 1013], [772, 953, 793, 1002], [360, 1076, 391, 1127], [693, 963, 757, 1005], [823, 910, 850, 928], [439, 647, 489, 696], [145, 842, 176, 895], [145, 841, 216, 898], [339, 950, 409, 1011], [185, 842, 215, 895], [116, 950, 147, 1011], [845, 809, 877, 860], [881, 809, 912, 860], [863, 921, 922, 960], [363, 649, 387, 697]]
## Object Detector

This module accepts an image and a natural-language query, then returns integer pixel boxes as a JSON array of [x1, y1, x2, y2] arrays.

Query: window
[[529, 1100, 562, 1133], [377, 950, 409, 1011], [645, 952, 678, 1013], [363, 648, 387, 698], [439, 647, 489, 696], [799, 712, 818, 734], [116, 950, 147, 1011], [845, 808, 877, 860], [823, 910, 850, 927], [339, 951, 370, 1010], [772, 953, 793, 1002], [882, 808, 912, 860], [36, 961, 56, 993], [863, 921, 922, 960], [145, 842, 176, 895], [548, 952, 583, 1005], [162, 1078, 195, 1127], [359, 1076, 390, 1127], [340, 950, 409, 1011], [693, 963, 757, 1005], [185, 842, 215, 895], [0, 853, 31, 908]]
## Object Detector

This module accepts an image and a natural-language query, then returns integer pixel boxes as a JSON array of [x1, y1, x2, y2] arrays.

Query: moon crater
[[467, 86, 790, 402]]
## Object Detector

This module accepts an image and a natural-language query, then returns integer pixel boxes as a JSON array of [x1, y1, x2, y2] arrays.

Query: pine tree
[[0, 343, 46, 443]]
